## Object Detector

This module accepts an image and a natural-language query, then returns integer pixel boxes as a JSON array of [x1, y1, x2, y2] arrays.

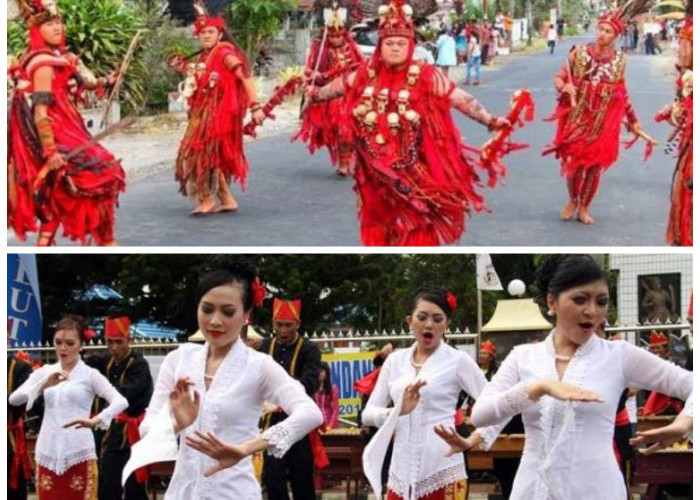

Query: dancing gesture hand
[[170, 377, 200, 433], [43, 371, 69, 391], [399, 379, 427, 416], [630, 415, 692, 455], [533, 380, 604, 403], [64, 416, 101, 430], [185, 431, 249, 477], [434, 425, 483, 457]]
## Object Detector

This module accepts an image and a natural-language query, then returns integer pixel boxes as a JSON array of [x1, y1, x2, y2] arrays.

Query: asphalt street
[[10, 34, 679, 247]]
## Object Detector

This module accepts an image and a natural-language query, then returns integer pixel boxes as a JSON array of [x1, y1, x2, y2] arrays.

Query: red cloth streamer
[[8, 419, 33, 490], [114, 412, 148, 483], [621, 134, 655, 162], [354, 367, 381, 396], [642, 392, 684, 417], [309, 429, 330, 469], [480, 89, 535, 187], [243, 77, 305, 138]]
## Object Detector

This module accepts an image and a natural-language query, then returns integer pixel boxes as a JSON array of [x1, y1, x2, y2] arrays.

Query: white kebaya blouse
[[8, 360, 128, 474], [123, 340, 323, 500], [362, 341, 504, 500], [472, 332, 693, 500]]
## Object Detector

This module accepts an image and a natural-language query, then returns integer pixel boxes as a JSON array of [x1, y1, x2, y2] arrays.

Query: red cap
[[105, 316, 131, 340], [273, 298, 301, 322], [480, 340, 496, 357], [649, 330, 667, 346]]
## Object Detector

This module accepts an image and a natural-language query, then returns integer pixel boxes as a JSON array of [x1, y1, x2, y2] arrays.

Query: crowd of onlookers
[[415, 12, 514, 85]]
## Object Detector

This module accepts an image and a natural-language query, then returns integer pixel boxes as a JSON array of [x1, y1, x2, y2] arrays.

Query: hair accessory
[[251, 277, 266, 308], [446, 292, 458, 312]]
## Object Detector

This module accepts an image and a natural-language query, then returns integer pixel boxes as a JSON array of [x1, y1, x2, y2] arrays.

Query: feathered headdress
[[324, 2, 348, 34], [8, 0, 60, 26], [599, 0, 654, 36], [378, 0, 414, 39]]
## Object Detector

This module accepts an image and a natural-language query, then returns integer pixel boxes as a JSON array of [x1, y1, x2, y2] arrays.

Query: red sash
[[114, 412, 148, 483], [8, 418, 33, 490], [309, 429, 329, 469], [642, 392, 684, 417]]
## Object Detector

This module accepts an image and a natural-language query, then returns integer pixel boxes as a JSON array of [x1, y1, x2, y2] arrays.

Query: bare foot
[[560, 201, 577, 220], [101, 241, 120, 247], [37, 232, 55, 246], [577, 207, 595, 225], [191, 198, 216, 216], [212, 201, 239, 213]]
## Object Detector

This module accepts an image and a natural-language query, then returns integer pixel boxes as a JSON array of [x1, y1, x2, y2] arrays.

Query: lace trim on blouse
[[262, 424, 294, 458], [36, 448, 97, 475]]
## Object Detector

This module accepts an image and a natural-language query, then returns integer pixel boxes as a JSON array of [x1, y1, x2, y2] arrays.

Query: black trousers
[[99, 448, 149, 500], [263, 435, 316, 500], [8, 452, 28, 500]]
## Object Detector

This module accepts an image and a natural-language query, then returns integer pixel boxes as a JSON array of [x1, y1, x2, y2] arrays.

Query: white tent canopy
[[482, 298, 553, 333]]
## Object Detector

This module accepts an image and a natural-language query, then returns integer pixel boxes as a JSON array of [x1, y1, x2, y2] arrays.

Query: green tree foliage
[[35, 254, 554, 339], [7, 0, 197, 114], [226, 0, 296, 57]]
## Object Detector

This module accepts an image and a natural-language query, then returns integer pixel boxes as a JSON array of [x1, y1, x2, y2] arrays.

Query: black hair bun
[[533, 255, 565, 307], [200, 255, 257, 281]]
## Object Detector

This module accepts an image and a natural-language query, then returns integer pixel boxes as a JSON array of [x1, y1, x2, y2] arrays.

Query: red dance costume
[[175, 15, 252, 199], [8, 5, 125, 245], [543, 43, 638, 208], [316, 0, 511, 246], [294, 25, 364, 173], [661, 17, 692, 246]]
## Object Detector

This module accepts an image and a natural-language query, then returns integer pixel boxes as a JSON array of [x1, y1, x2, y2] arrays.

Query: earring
[[547, 310, 555, 317]]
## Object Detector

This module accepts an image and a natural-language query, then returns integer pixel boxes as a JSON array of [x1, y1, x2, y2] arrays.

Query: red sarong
[[36, 460, 98, 500]]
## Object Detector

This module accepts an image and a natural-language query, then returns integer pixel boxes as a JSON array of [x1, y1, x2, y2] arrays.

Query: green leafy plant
[[226, 0, 296, 58]]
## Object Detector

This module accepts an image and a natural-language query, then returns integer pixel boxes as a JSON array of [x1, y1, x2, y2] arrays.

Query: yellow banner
[[322, 351, 376, 420]]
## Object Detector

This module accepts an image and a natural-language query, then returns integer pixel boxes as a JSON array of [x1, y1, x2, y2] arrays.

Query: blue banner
[[7, 254, 42, 347]]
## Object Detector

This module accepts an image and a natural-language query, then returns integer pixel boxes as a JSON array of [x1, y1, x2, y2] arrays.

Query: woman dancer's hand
[[527, 380, 604, 403], [185, 431, 249, 476], [170, 377, 200, 433], [399, 379, 428, 416], [434, 425, 483, 456], [630, 415, 693, 454], [43, 371, 68, 391], [63, 416, 101, 429]]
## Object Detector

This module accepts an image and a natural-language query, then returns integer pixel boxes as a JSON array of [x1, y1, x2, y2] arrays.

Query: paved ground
[[9, 36, 680, 247]]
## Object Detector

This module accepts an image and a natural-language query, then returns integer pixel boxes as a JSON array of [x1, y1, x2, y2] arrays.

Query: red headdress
[[649, 330, 668, 346], [480, 340, 497, 357], [378, 0, 415, 39], [9, 0, 61, 26], [105, 316, 132, 340], [273, 298, 302, 322], [193, 0, 227, 35], [9, 0, 65, 50], [598, 0, 654, 37]]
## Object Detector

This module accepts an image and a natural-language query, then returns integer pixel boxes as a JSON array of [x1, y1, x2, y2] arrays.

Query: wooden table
[[634, 448, 693, 500], [321, 429, 367, 500], [467, 434, 525, 470]]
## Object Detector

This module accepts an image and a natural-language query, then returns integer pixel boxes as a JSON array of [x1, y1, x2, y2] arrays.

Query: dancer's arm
[[8, 365, 55, 410], [436, 70, 509, 129], [622, 342, 693, 451], [360, 353, 395, 427], [224, 54, 264, 125], [32, 65, 64, 171], [64, 369, 129, 430], [307, 71, 357, 102]]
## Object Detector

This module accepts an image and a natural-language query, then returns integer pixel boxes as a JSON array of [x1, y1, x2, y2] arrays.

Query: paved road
[[10, 35, 678, 247]]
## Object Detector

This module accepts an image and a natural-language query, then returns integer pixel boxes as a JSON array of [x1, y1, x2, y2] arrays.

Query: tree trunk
[[526, 0, 533, 45]]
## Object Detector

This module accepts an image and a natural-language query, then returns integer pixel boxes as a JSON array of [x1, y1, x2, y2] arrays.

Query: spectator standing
[[436, 27, 457, 77], [465, 31, 482, 85], [547, 24, 557, 55]]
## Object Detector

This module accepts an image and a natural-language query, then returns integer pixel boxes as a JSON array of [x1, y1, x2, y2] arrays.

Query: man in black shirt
[[86, 317, 153, 500], [8, 353, 33, 500], [260, 298, 321, 500]]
